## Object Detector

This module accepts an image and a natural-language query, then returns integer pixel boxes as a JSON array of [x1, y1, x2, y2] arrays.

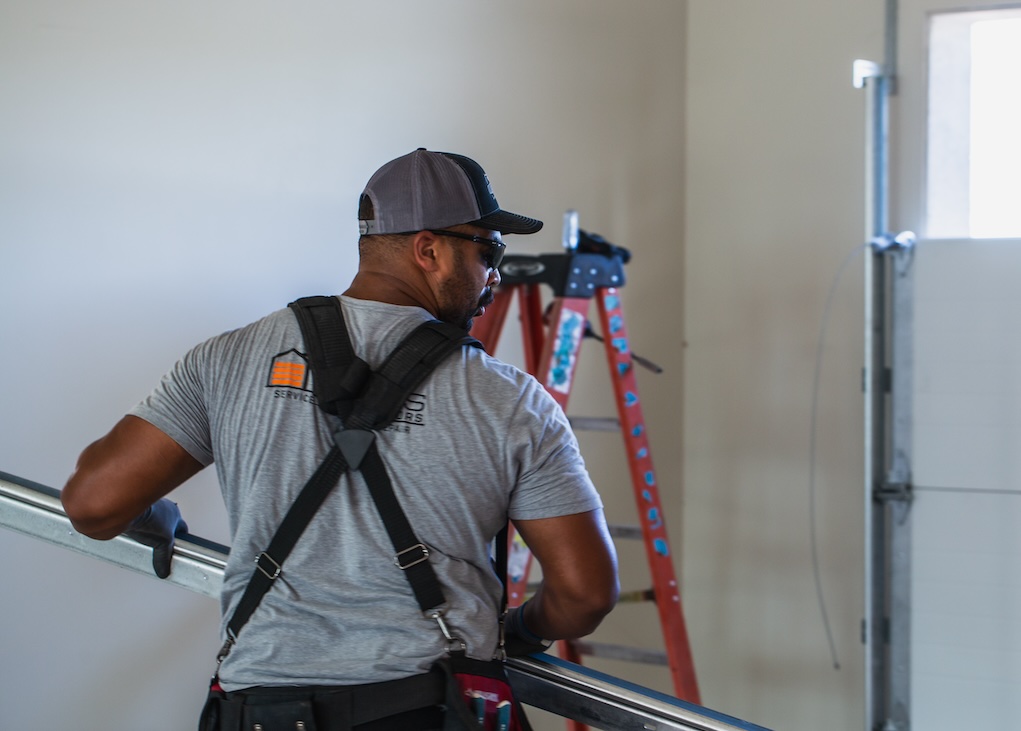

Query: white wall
[[0, 1, 882, 730]]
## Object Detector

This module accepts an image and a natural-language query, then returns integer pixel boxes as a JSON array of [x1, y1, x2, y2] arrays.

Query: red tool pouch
[[434, 654, 533, 731]]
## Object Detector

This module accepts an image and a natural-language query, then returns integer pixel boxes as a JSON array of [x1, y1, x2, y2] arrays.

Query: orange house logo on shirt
[[267, 349, 312, 391]]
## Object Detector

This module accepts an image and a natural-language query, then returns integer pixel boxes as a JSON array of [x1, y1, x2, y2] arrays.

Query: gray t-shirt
[[131, 296, 601, 690]]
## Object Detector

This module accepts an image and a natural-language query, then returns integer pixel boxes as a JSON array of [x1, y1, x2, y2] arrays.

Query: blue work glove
[[125, 498, 189, 579], [503, 602, 554, 657]]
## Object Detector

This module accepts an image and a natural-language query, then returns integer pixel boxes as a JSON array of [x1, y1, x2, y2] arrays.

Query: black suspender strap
[[218, 296, 482, 670], [225, 445, 348, 645], [359, 319, 481, 427], [358, 445, 446, 611], [288, 295, 366, 418]]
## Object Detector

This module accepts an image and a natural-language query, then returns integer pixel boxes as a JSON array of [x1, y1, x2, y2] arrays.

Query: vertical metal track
[[854, 47, 893, 731], [857, 3, 915, 728]]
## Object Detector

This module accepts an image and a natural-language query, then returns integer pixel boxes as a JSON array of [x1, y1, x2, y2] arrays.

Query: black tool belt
[[199, 671, 446, 731]]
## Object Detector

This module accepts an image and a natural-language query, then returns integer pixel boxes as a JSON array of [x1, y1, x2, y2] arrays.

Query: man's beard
[[461, 288, 495, 332], [439, 247, 495, 331]]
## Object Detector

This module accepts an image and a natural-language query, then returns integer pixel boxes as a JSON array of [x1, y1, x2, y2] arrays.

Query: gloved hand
[[503, 602, 554, 657], [125, 498, 189, 579]]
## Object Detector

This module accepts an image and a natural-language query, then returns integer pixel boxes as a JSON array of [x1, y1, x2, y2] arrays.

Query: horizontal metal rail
[[0, 470, 226, 598], [0, 470, 771, 731]]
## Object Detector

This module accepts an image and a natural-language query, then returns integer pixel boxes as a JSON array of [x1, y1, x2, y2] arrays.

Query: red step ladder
[[473, 214, 700, 717]]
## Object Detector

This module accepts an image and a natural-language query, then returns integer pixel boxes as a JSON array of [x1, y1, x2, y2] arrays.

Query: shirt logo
[[267, 349, 311, 391]]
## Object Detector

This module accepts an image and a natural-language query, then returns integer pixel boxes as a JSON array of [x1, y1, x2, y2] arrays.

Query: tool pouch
[[240, 698, 318, 731], [199, 683, 230, 731], [434, 654, 532, 731], [199, 683, 320, 731]]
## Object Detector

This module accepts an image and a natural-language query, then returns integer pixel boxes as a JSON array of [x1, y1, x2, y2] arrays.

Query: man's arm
[[61, 415, 203, 540], [512, 508, 619, 640]]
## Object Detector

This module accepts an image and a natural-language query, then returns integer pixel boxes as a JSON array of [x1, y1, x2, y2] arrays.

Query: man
[[61, 148, 619, 729]]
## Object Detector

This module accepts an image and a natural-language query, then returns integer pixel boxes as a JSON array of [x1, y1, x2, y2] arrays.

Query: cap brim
[[475, 209, 544, 235]]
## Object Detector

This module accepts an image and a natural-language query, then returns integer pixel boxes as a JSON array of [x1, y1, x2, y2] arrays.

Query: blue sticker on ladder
[[645, 472, 655, 486], [653, 539, 670, 556], [548, 311, 583, 393], [609, 315, 623, 334], [604, 294, 620, 310], [632, 425, 643, 437], [617, 363, 629, 375], [625, 392, 638, 406], [636, 447, 648, 459], [612, 337, 628, 354], [648, 507, 663, 530], [642, 489, 652, 502]]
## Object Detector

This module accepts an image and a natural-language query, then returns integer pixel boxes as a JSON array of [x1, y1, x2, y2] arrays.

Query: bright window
[[928, 8, 1021, 238]]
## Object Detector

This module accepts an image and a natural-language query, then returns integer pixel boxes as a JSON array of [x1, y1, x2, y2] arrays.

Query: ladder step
[[567, 416, 620, 432], [617, 588, 656, 603], [526, 584, 655, 604], [569, 640, 669, 666], [607, 524, 643, 540]]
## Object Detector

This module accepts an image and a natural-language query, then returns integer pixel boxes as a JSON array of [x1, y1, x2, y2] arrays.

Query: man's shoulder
[[458, 349, 560, 412], [176, 308, 301, 378], [209, 306, 298, 343]]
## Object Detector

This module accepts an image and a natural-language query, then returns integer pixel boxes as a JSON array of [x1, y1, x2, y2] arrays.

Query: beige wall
[[0, 1, 882, 729], [683, 2, 883, 728]]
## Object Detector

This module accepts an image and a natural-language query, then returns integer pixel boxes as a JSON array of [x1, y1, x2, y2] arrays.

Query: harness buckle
[[394, 543, 430, 570], [255, 552, 283, 580], [429, 609, 467, 653]]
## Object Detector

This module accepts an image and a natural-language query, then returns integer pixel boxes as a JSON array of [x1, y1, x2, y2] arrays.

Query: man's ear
[[410, 230, 443, 273]]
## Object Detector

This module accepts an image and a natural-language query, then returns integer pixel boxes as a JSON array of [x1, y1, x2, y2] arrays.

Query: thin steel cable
[[809, 242, 868, 671]]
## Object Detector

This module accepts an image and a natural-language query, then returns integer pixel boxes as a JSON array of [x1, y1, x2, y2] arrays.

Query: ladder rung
[[527, 584, 654, 604], [567, 416, 620, 432], [607, 524, 643, 540], [617, 588, 656, 603], [569, 640, 669, 666]]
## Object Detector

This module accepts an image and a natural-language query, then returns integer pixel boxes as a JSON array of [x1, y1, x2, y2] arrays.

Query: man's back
[[130, 296, 602, 688]]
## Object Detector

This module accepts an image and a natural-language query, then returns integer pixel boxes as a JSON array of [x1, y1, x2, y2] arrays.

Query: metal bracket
[[875, 452, 913, 505], [869, 230, 916, 254], [875, 482, 913, 504], [853, 59, 885, 89], [871, 231, 916, 279]]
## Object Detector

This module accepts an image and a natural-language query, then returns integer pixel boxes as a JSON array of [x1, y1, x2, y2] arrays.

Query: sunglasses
[[427, 229, 506, 271]]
